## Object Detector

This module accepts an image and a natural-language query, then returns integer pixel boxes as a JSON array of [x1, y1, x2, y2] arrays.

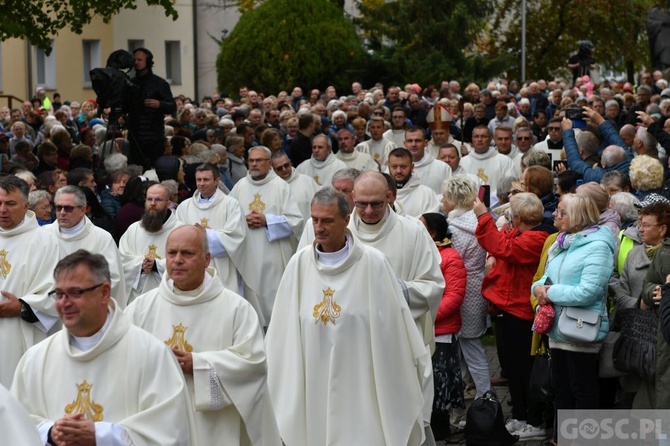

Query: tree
[[486, 0, 656, 83], [216, 0, 365, 95], [0, 0, 178, 54], [354, 0, 510, 87]]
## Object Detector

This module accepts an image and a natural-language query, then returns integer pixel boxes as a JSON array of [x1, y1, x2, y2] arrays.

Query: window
[[128, 40, 145, 52], [35, 41, 56, 89], [82, 40, 101, 88], [0, 45, 3, 91], [165, 41, 181, 85]]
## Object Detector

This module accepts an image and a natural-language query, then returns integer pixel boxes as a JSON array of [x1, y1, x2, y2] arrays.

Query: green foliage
[[487, 0, 658, 82], [0, 0, 178, 54], [354, 0, 510, 86], [217, 0, 366, 95]]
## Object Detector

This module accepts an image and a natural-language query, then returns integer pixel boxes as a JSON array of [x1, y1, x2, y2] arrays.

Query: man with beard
[[334, 128, 377, 172], [43, 185, 126, 307], [296, 134, 347, 187], [230, 146, 303, 325], [272, 150, 317, 221], [388, 148, 439, 218], [119, 183, 185, 303]]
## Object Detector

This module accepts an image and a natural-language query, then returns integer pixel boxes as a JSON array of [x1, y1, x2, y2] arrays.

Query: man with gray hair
[[272, 150, 318, 220], [296, 133, 347, 186], [0, 176, 61, 388], [562, 106, 633, 182], [43, 185, 126, 307], [230, 146, 304, 324], [334, 128, 377, 172], [266, 187, 431, 446]]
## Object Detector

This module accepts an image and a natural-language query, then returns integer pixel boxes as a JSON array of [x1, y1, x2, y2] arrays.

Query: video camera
[[90, 50, 138, 124]]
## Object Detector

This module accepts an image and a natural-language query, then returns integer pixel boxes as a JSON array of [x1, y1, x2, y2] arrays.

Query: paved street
[[436, 343, 548, 445]]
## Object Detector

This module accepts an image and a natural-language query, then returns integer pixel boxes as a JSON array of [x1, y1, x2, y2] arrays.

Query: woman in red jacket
[[474, 192, 555, 441], [420, 212, 466, 440]]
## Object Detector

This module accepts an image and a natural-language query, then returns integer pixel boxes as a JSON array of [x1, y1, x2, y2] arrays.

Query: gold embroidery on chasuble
[[0, 249, 11, 278], [373, 153, 380, 161], [477, 168, 489, 183], [248, 193, 266, 213], [64, 381, 104, 421], [199, 218, 210, 229], [313, 287, 341, 325], [146, 244, 161, 259], [165, 323, 194, 352], [313, 175, 322, 186]]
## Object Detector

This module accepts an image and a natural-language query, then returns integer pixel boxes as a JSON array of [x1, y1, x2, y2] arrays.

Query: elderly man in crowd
[[296, 134, 347, 187], [335, 128, 378, 172]]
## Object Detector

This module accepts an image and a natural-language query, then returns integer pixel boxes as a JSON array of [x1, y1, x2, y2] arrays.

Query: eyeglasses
[[517, 136, 531, 141], [49, 283, 104, 299], [554, 209, 567, 218], [639, 222, 663, 229], [248, 158, 270, 164], [548, 127, 561, 132], [274, 162, 291, 171], [354, 200, 385, 209], [55, 205, 83, 213]]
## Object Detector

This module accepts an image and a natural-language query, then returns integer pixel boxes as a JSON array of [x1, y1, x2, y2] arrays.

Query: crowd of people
[[3, 60, 670, 446]]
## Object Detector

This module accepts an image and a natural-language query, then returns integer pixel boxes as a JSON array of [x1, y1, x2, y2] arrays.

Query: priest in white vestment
[[388, 149, 440, 217], [119, 184, 184, 303], [404, 127, 452, 194], [1, 383, 41, 445], [11, 250, 193, 445], [459, 126, 516, 205], [175, 164, 254, 304], [355, 116, 397, 167], [271, 151, 318, 221], [335, 128, 378, 172], [44, 186, 127, 307], [230, 147, 304, 324], [266, 188, 430, 446], [0, 176, 61, 388], [127, 226, 281, 445], [437, 144, 485, 188], [295, 134, 347, 187], [383, 107, 409, 148]]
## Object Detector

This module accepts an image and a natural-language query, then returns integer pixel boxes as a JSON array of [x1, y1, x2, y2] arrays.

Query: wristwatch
[[19, 299, 39, 323]]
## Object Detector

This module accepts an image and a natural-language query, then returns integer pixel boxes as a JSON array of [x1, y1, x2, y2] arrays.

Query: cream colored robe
[[1, 383, 41, 445], [412, 152, 452, 195], [335, 149, 379, 172], [0, 212, 61, 388], [119, 210, 184, 303], [395, 174, 441, 218], [295, 153, 348, 187], [355, 138, 397, 167], [285, 168, 318, 221], [459, 147, 516, 200], [126, 269, 281, 446], [43, 217, 127, 307], [11, 300, 193, 446], [266, 233, 429, 446], [230, 171, 304, 323]]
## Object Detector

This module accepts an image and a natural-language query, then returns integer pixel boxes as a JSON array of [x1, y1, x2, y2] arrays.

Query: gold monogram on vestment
[[248, 193, 266, 213], [64, 381, 104, 421], [200, 218, 210, 229], [313, 175, 321, 186], [477, 168, 489, 183], [146, 244, 161, 259], [165, 323, 194, 352], [0, 249, 11, 278], [313, 287, 341, 325]]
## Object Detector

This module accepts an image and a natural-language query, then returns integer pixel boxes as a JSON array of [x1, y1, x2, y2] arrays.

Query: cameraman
[[126, 48, 175, 170]]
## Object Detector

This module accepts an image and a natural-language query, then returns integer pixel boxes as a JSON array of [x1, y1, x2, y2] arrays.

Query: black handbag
[[529, 347, 551, 402], [613, 308, 658, 382], [465, 391, 518, 446]]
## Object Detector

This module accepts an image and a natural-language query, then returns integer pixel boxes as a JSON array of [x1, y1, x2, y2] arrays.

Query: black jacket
[[127, 70, 175, 143]]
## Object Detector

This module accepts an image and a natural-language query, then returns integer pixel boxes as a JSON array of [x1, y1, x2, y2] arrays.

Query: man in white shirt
[[404, 126, 451, 194], [384, 106, 409, 147], [355, 116, 396, 167]]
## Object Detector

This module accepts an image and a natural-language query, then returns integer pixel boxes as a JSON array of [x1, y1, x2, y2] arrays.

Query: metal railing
[[0, 95, 25, 110]]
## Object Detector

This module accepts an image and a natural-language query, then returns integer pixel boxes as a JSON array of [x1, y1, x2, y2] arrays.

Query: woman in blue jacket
[[532, 194, 615, 440]]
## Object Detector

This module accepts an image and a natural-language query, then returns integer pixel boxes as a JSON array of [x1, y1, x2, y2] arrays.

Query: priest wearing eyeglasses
[[11, 250, 194, 445], [43, 185, 127, 308], [0, 175, 61, 388]]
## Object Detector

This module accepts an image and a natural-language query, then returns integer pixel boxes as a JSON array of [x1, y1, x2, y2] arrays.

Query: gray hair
[[601, 145, 626, 167], [331, 168, 361, 184], [311, 186, 351, 218], [14, 170, 36, 186], [497, 176, 517, 203], [55, 185, 87, 207], [636, 127, 658, 154], [610, 192, 639, 225], [605, 100, 619, 110], [28, 190, 51, 209], [54, 249, 111, 283], [104, 153, 128, 174], [313, 133, 332, 150], [160, 180, 178, 198], [576, 131, 600, 157], [197, 149, 219, 164], [210, 144, 227, 157], [249, 146, 272, 158], [521, 149, 551, 171]]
